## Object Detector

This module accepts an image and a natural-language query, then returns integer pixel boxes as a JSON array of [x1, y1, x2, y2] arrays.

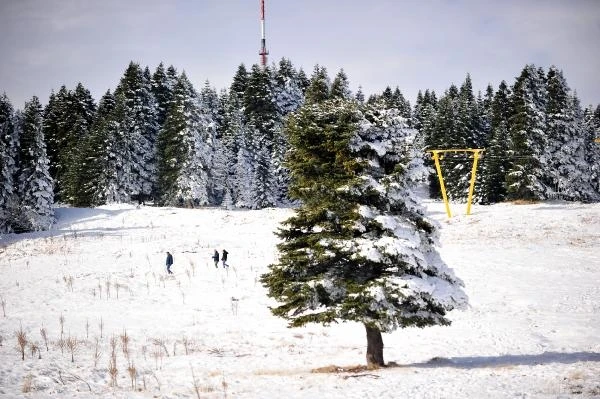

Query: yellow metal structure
[[595, 138, 600, 143], [427, 149, 484, 218]]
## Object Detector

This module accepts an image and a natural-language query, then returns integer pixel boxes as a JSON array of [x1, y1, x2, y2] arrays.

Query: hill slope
[[0, 200, 599, 398]]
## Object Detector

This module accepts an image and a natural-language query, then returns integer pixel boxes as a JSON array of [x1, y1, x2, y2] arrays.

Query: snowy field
[[0, 198, 599, 398]]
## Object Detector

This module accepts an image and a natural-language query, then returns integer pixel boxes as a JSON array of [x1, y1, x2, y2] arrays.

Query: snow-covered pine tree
[[42, 87, 65, 197], [261, 97, 467, 367], [113, 61, 159, 202], [199, 82, 225, 205], [583, 105, 600, 196], [413, 90, 439, 199], [296, 68, 310, 95], [305, 65, 330, 104], [273, 58, 304, 117], [330, 69, 352, 100], [443, 75, 483, 201], [75, 90, 117, 206], [232, 126, 256, 209], [430, 85, 460, 199], [355, 86, 365, 104], [151, 63, 176, 130], [15, 96, 54, 232], [244, 64, 279, 208], [479, 81, 512, 204], [0, 94, 19, 233], [157, 73, 213, 206], [506, 64, 548, 200], [61, 83, 97, 205], [544, 67, 596, 201]]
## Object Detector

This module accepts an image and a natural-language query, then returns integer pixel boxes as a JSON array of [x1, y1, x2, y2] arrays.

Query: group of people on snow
[[164, 249, 229, 274]]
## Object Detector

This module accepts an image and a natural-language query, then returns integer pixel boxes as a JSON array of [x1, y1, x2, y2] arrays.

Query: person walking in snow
[[222, 249, 229, 268], [212, 249, 219, 268], [165, 251, 174, 274]]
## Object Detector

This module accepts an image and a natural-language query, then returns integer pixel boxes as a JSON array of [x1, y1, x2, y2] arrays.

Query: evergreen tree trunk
[[365, 324, 384, 367]]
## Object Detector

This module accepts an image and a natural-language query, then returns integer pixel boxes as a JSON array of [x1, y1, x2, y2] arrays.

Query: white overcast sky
[[1, 0, 599, 109]]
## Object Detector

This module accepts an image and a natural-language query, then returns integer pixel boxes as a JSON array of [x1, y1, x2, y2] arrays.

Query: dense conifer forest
[[1, 59, 599, 233]]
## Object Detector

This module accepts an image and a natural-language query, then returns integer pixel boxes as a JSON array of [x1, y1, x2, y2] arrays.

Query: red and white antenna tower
[[259, 0, 269, 67]]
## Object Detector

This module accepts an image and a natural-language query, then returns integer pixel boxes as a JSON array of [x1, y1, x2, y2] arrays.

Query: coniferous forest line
[[1, 59, 599, 233]]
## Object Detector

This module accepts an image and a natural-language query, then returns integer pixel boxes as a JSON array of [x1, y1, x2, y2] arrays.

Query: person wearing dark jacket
[[212, 250, 219, 268], [166, 251, 174, 274], [222, 249, 229, 268]]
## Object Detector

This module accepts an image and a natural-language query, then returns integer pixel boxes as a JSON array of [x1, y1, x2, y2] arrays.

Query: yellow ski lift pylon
[[426, 149, 484, 218]]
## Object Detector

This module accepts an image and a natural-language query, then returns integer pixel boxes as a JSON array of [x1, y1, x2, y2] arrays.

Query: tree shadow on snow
[[395, 351, 600, 369]]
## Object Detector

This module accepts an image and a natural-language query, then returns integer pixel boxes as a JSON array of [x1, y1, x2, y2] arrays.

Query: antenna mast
[[259, 0, 268, 67]]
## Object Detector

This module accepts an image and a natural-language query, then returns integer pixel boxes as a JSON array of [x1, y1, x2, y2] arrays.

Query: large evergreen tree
[[506, 65, 548, 200], [262, 98, 466, 367], [480, 81, 512, 203], [112, 61, 159, 202], [75, 90, 117, 206], [0, 94, 19, 232], [544, 67, 596, 200], [15, 96, 54, 232]]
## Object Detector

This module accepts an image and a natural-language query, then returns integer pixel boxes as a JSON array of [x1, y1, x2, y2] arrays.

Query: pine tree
[[273, 58, 304, 117], [429, 85, 459, 199], [261, 98, 466, 367], [157, 73, 214, 206], [75, 90, 117, 206], [355, 86, 365, 104], [62, 83, 97, 205], [15, 96, 54, 232], [296, 68, 310, 94], [0, 94, 19, 232], [151, 62, 176, 129], [506, 65, 548, 200], [583, 105, 600, 196], [480, 81, 512, 203], [42, 85, 69, 201], [544, 67, 596, 200], [330, 69, 352, 100], [305, 65, 330, 104], [243, 64, 279, 208], [113, 61, 159, 202]]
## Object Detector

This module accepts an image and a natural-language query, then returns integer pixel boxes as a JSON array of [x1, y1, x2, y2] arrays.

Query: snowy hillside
[[0, 199, 599, 398]]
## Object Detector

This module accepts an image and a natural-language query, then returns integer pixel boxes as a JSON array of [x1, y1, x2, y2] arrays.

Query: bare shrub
[[93, 337, 101, 368], [66, 334, 78, 362], [120, 329, 130, 359], [99, 317, 104, 339], [0, 294, 6, 317], [115, 282, 120, 299], [108, 358, 118, 387], [151, 344, 163, 370], [22, 374, 33, 393], [127, 361, 137, 390], [182, 336, 190, 355], [191, 365, 201, 399], [40, 327, 48, 351], [30, 342, 41, 359], [110, 335, 118, 359], [15, 325, 27, 361], [57, 337, 66, 355], [152, 338, 169, 357], [105, 279, 111, 299], [59, 314, 65, 338]]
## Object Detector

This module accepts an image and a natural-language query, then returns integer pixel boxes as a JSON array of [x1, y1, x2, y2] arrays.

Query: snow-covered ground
[[0, 198, 599, 398]]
